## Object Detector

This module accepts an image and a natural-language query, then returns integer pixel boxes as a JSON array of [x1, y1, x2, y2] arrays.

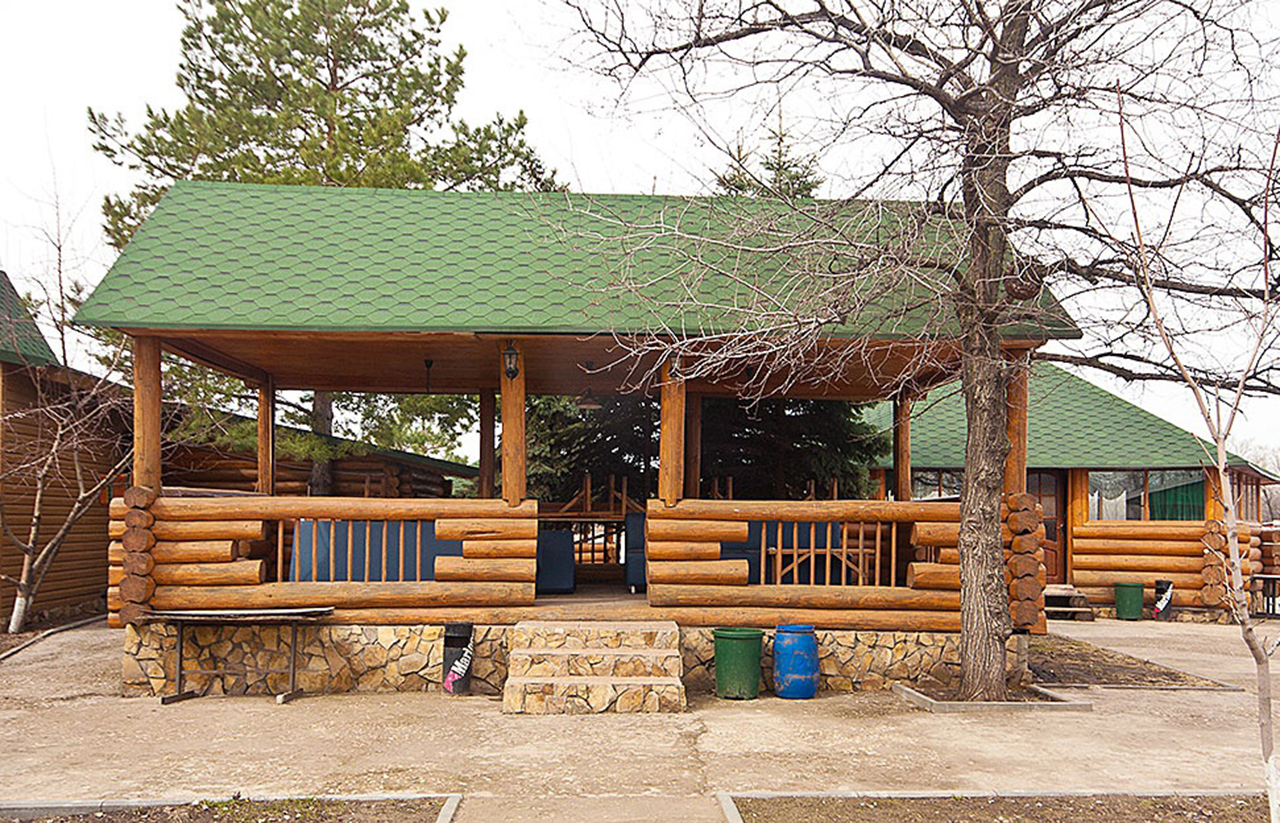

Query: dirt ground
[[734, 794, 1266, 822], [1030, 633, 1223, 687], [11, 799, 444, 823], [1, 619, 1277, 822]]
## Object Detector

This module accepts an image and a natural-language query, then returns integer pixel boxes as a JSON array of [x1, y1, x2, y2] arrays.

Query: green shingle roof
[[75, 181, 1079, 340], [864, 364, 1270, 475], [0, 270, 58, 367]]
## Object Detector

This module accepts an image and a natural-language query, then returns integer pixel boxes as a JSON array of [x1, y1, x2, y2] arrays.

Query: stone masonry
[[123, 623, 444, 697], [123, 621, 965, 698], [679, 628, 962, 693]]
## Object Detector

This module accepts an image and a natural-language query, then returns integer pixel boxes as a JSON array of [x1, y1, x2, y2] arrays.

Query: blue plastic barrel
[[772, 624, 819, 699]]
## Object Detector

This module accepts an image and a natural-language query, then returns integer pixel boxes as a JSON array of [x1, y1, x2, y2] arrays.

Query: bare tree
[[0, 203, 132, 633], [1118, 99, 1280, 816], [562, 0, 1279, 699]]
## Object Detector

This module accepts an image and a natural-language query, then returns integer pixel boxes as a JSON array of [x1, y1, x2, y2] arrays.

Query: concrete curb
[[726, 789, 1266, 799], [0, 792, 463, 821], [892, 681, 1093, 712], [717, 792, 745, 823]]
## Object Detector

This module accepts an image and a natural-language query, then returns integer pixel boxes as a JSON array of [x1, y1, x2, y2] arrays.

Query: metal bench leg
[[276, 622, 304, 704], [161, 621, 198, 705]]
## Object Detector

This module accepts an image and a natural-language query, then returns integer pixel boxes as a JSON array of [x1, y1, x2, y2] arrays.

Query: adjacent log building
[[867, 364, 1277, 609]]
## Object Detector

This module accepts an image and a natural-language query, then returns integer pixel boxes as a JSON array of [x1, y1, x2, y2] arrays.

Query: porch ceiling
[[140, 328, 975, 399]]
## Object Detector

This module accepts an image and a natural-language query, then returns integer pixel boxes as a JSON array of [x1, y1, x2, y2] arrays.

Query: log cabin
[[865, 364, 1278, 615], [75, 181, 1120, 708], [0, 270, 123, 627], [0, 261, 478, 629]]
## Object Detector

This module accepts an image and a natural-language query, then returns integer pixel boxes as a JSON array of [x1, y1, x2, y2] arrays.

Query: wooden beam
[[256, 375, 275, 495], [500, 341, 526, 506], [658, 360, 686, 507], [478, 389, 496, 498], [684, 392, 702, 499], [127, 497, 538, 521], [133, 336, 163, 492], [647, 497, 974, 523], [892, 393, 912, 501], [163, 337, 270, 385], [1003, 354, 1030, 496]]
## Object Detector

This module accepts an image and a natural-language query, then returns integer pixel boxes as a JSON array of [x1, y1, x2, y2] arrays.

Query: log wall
[[1067, 519, 1255, 609], [161, 444, 454, 499], [0, 364, 121, 624], [107, 496, 538, 627]]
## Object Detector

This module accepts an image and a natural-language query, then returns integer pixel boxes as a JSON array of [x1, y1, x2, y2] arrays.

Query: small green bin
[[713, 627, 764, 699], [1114, 581, 1144, 620]]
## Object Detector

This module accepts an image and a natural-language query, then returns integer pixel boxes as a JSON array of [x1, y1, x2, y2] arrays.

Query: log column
[[657, 360, 686, 507], [1006, 492, 1045, 632], [684, 392, 702, 499], [1003, 353, 1030, 496], [478, 389, 496, 498], [256, 375, 275, 495], [133, 336, 162, 492], [118, 485, 159, 626], [892, 393, 912, 501], [500, 342, 526, 506]]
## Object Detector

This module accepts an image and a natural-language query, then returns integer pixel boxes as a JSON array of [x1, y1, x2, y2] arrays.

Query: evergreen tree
[[714, 124, 823, 198], [89, 0, 557, 481]]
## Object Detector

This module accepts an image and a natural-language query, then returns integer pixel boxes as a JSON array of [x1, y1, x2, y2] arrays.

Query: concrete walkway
[[0, 620, 1274, 821]]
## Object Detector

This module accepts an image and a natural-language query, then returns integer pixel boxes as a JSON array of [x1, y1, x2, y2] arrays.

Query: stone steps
[[502, 620, 686, 714], [502, 675, 686, 714], [508, 647, 682, 679], [508, 620, 679, 651]]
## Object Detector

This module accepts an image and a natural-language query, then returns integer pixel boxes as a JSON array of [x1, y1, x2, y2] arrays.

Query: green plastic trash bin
[[1114, 581, 1144, 620], [713, 627, 764, 699]]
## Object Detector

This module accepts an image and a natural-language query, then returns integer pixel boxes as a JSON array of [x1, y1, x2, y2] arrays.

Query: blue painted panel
[[290, 520, 462, 582]]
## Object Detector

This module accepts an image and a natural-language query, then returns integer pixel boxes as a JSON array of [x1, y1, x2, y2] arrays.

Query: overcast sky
[[2, 0, 1278, 459]]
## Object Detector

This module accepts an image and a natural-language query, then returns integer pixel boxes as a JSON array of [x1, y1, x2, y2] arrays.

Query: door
[[1027, 470, 1067, 585]]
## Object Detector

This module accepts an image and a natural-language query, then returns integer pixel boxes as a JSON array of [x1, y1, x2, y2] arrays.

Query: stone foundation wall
[[1092, 606, 1235, 625], [123, 623, 445, 697], [123, 622, 967, 697], [679, 628, 962, 693]]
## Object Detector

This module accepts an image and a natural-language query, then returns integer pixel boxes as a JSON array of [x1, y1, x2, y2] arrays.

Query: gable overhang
[[124, 326, 1047, 401]]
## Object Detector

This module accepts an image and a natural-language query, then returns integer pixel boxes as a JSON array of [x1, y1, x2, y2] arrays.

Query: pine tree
[[89, 0, 558, 479]]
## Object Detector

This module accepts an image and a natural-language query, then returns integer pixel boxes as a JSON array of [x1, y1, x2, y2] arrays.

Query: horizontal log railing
[[108, 495, 538, 626], [644, 498, 981, 607]]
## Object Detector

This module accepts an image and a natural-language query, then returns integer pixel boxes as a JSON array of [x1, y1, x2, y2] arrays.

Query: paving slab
[[452, 795, 725, 822], [0, 620, 1274, 809]]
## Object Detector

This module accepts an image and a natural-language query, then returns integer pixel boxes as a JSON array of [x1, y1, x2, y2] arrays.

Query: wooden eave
[[126, 327, 1045, 401]]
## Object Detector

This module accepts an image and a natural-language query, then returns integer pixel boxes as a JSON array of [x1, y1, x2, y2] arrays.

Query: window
[[1087, 469, 1204, 521], [912, 470, 963, 500]]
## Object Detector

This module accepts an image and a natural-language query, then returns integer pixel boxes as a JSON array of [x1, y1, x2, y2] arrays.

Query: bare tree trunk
[[956, 340, 1013, 701], [309, 390, 334, 496], [7, 586, 31, 634], [1216, 465, 1280, 819]]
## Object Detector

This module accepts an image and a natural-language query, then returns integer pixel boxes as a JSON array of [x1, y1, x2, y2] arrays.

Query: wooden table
[[145, 607, 335, 705]]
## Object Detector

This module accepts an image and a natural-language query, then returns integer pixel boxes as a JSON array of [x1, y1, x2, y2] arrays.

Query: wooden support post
[[500, 342, 526, 506], [1065, 469, 1089, 584], [256, 375, 275, 495], [684, 392, 702, 499], [892, 393, 912, 502], [478, 389, 496, 498], [1205, 470, 1226, 521], [658, 360, 686, 507], [1003, 354, 1030, 496], [133, 336, 162, 493]]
